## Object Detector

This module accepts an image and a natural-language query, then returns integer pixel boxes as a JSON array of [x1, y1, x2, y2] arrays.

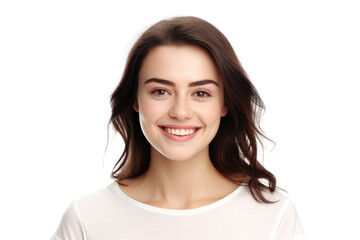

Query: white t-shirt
[[51, 182, 307, 240]]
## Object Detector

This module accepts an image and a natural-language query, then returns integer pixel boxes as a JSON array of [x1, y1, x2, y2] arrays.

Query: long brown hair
[[109, 16, 277, 203]]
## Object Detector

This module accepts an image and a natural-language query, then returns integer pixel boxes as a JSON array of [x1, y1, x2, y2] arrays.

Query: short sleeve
[[274, 198, 308, 240], [50, 201, 86, 240]]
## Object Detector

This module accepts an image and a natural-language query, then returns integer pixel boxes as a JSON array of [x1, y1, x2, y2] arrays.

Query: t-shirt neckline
[[111, 181, 244, 216]]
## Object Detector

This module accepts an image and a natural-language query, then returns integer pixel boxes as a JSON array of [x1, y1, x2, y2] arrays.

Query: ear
[[133, 101, 139, 112], [221, 105, 228, 117]]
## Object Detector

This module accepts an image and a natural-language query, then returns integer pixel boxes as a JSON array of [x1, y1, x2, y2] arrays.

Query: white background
[[1, 0, 359, 239]]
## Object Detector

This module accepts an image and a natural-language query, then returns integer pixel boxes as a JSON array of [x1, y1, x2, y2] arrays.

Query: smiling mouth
[[161, 127, 200, 136]]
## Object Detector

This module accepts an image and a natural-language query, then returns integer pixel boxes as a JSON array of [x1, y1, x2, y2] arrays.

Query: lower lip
[[159, 127, 200, 142]]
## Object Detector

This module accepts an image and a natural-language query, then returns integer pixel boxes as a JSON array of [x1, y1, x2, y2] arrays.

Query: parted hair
[[109, 16, 277, 203]]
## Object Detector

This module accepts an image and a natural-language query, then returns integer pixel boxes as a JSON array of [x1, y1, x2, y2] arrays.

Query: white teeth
[[164, 128, 196, 136]]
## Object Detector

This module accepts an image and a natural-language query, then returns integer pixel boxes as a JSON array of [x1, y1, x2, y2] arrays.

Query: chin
[[158, 147, 206, 162], [150, 141, 210, 162]]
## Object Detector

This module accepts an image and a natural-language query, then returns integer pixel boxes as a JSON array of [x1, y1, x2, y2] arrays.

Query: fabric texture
[[51, 182, 307, 240]]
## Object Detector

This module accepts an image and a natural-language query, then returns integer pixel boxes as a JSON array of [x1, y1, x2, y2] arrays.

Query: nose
[[168, 95, 193, 121]]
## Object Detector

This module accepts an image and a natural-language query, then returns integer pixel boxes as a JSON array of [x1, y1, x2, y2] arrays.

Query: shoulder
[[227, 185, 307, 239], [73, 181, 122, 214], [62, 182, 119, 216], [76, 182, 116, 203], [234, 186, 301, 222], [51, 183, 119, 240], [261, 187, 300, 218], [238, 185, 294, 208], [258, 188, 307, 239]]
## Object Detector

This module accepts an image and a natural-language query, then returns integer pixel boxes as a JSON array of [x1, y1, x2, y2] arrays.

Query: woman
[[51, 16, 307, 239]]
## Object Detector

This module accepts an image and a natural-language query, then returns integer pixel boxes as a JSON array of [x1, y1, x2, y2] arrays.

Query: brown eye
[[152, 89, 169, 95], [194, 91, 210, 98]]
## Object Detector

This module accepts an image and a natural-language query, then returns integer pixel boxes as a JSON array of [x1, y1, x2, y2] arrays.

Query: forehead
[[138, 44, 222, 85]]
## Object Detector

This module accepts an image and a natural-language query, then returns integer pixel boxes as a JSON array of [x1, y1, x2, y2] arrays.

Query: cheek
[[196, 101, 224, 121], [138, 98, 166, 125]]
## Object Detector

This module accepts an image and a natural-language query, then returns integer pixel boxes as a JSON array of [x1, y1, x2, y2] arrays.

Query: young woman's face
[[136, 45, 227, 161]]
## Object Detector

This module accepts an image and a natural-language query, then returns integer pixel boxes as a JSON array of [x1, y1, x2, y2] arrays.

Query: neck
[[134, 147, 238, 209]]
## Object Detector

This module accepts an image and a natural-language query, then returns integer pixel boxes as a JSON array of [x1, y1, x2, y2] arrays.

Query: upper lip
[[159, 125, 201, 129]]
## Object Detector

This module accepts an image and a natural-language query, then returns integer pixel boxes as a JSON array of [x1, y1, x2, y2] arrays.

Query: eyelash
[[152, 89, 169, 96], [193, 91, 211, 98]]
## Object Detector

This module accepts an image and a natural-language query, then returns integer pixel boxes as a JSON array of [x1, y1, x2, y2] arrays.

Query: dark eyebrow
[[144, 78, 219, 87], [189, 79, 218, 87], [144, 78, 175, 86]]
